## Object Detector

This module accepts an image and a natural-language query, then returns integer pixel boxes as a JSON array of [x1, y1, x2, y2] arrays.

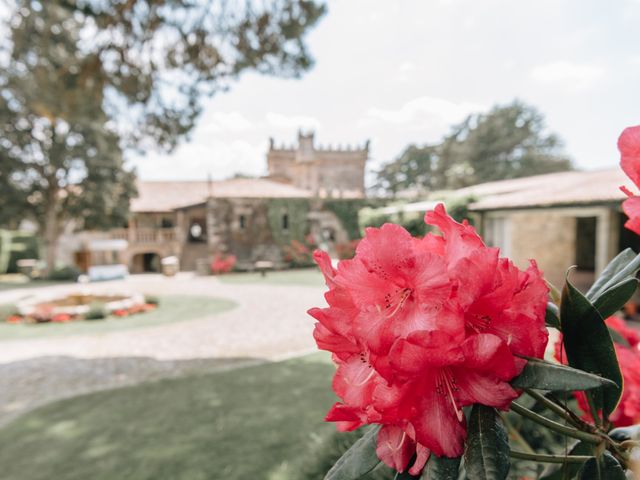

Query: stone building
[[267, 131, 368, 198], [458, 168, 640, 290], [64, 134, 369, 274]]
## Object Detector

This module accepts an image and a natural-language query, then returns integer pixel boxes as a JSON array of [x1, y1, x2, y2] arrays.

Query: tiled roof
[[131, 178, 312, 212], [460, 168, 629, 211]]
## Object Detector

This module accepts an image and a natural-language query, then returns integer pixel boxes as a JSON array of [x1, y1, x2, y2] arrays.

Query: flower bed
[[6, 291, 156, 324]]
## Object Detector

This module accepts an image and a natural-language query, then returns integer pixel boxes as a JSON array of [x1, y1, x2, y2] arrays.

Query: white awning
[[87, 239, 128, 251]]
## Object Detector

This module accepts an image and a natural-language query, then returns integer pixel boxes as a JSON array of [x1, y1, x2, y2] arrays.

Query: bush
[[48, 265, 80, 281], [144, 295, 160, 306], [85, 303, 107, 321], [282, 239, 314, 268]]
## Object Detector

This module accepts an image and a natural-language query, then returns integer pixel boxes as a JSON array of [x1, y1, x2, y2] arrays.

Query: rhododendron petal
[[312, 322, 358, 359], [376, 425, 415, 472], [619, 126, 640, 187], [424, 203, 485, 265], [389, 331, 464, 373], [606, 316, 640, 348], [412, 380, 467, 457], [461, 334, 522, 381], [333, 355, 379, 407], [454, 369, 519, 410], [325, 403, 366, 431], [356, 224, 416, 277], [314, 250, 337, 286], [409, 444, 431, 476], [622, 196, 640, 235]]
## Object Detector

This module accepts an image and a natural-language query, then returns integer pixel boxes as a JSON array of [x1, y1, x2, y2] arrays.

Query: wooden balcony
[[110, 228, 178, 245]]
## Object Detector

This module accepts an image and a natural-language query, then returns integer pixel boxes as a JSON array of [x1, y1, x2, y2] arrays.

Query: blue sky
[[131, 0, 640, 182]]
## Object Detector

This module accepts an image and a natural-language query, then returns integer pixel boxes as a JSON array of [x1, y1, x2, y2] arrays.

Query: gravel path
[[0, 273, 326, 426]]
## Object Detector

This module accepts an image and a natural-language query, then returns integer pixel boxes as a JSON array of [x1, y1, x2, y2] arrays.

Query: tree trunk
[[43, 187, 60, 278]]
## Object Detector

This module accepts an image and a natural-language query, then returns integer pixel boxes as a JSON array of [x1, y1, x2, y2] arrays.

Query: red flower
[[556, 315, 640, 427], [6, 315, 23, 324], [51, 313, 72, 323], [309, 204, 549, 474], [619, 125, 640, 235]]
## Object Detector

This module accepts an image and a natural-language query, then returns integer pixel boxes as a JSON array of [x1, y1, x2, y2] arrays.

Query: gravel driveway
[[0, 273, 326, 426]]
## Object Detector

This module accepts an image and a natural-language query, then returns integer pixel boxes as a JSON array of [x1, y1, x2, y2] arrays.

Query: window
[[575, 217, 596, 271], [484, 216, 511, 256], [239, 214, 246, 230], [282, 213, 289, 230]]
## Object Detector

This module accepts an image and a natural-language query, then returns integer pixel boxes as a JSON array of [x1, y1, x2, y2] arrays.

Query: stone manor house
[[63, 132, 369, 273]]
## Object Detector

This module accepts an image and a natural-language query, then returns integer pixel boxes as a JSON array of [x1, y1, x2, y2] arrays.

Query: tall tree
[[375, 101, 572, 196], [374, 145, 437, 198], [0, 0, 326, 272]]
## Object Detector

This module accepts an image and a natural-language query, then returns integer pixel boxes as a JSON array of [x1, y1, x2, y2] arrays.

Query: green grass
[[218, 268, 324, 287], [0, 277, 75, 291], [0, 354, 337, 480], [0, 295, 236, 340]]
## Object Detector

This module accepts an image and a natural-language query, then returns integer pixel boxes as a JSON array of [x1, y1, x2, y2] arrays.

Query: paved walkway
[[0, 273, 326, 426]]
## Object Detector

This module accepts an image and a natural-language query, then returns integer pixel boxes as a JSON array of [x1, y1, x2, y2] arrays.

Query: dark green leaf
[[464, 406, 510, 480], [586, 248, 639, 300], [593, 277, 638, 320], [540, 441, 591, 480], [325, 426, 381, 480], [511, 357, 617, 391], [560, 276, 623, 417], [422, 455, 460, 479], [546, 302, 561, 329], [577, 452, 625, 480]]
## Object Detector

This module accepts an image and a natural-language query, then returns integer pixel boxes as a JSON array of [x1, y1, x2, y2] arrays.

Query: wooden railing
[[110, 228, 177, 244]]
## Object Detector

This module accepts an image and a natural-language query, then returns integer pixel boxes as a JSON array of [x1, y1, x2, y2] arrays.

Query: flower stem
[[585, 392, 602, 428], [510, 402, 603, 445], [501, 412, 535, 454], [525, 389, 584, 430], [510, 450, 593, 464]]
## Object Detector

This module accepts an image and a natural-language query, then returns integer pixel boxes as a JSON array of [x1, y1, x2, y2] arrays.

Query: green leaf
[[560, 276, 623, 417], [422, 455, 460, 479], [593, 277, 638, 320], [546, 302, 561, 329], [576, 452, 625, 480], [464, 405, 510, 480], [511, 357, 617, 391], [586, 248, 639, 300], [325, 425, 381, 480], [608, 327, 632, 348], [539, 441, 591, 480]]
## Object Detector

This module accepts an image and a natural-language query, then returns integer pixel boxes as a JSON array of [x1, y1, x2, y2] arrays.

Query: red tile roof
[[131, 178, 312, 212]]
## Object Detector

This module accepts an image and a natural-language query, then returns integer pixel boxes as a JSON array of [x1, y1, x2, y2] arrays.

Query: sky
[[130, 0, 640, 183]]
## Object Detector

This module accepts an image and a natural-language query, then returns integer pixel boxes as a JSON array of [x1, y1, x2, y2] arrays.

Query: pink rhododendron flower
[[618, 125, 640, 235], [556, 315, 640, 427], [309, 204, 549, 474]]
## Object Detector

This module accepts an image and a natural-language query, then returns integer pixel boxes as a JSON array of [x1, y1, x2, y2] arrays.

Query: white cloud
[[198, 111, 253, 135], [131, 139, 267, 181], [358, 96, 485, 131], [265, 112, 321, 131], [530, 61, 605, 91]]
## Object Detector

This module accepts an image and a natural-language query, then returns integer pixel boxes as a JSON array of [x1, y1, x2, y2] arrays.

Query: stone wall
[[507, 211, 577, 288]]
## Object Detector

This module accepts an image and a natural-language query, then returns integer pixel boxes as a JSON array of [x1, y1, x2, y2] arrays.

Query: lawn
[[0, 295, 236, 340], [218, 267, 324, 287], [0, 354, 339, 480]]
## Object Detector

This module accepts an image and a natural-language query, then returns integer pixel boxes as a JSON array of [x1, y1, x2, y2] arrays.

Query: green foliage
[[576, 452, 626, 479], [422, 455, 460, 479], [144, 295, 160, 306], [295, 429, 393, 480], [464, 405, 510, 480], [323, 200, 378, 240], [85, 302, 107, 321], [511, 358, 616, 391], [48, 265, 80, 281], [267, 199, 310, 246], [375, 100, 572, 195], [324, 426, 382, 480], [374, 145, 437, 197], [0, 230, 39, 274]]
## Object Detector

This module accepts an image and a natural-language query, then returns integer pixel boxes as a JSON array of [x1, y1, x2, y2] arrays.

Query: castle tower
[[267, 131, 368, 198]]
